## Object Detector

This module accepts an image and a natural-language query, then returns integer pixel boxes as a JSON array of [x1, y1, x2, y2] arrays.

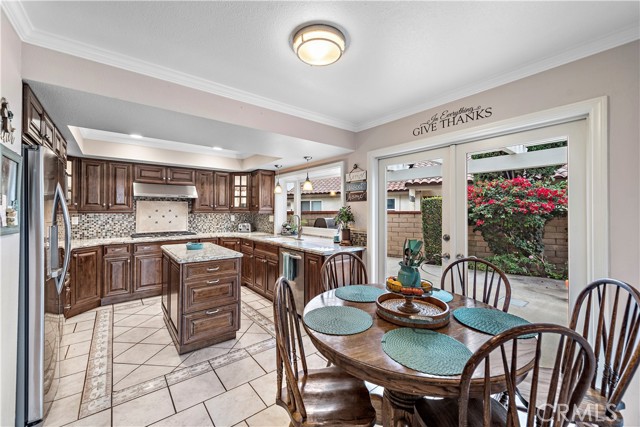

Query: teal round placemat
[[381, 328, 472, 376], [304, 306, 373, 335], [335, 285, 386, 303], [431, 288, 453, 303], [453, 307, 533, 338]]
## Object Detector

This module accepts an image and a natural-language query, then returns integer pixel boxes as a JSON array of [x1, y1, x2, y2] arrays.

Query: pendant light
[[274, 165, 283, 194], [302, 156, 313, 191]]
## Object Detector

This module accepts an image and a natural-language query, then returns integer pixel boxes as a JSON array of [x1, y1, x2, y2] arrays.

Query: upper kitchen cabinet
[[231, 173, 250, 211], [79, 159, 133, 213], [250, 170, 275, 213], [213, 171, 231, 211], [134, 164, 195, 185], [193, 170, 214, 212], [22, 84, 68, 160], [23, 84, 45, 147]]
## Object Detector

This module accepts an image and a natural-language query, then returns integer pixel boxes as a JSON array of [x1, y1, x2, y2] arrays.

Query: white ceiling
[[4, 1, 639, 169]]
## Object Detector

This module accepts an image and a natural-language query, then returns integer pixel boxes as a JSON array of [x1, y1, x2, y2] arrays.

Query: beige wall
[[0, 10, 22, 427], [351, 41, 640, 424]]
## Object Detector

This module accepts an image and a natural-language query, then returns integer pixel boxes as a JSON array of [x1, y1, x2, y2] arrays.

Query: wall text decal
[[412, 105, 493, 137]]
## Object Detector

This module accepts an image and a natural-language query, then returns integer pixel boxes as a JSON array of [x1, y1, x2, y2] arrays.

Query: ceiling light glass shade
[[292, 24, 345, 66], [274, 181, 283, 194], [303, 176, 313, 191]]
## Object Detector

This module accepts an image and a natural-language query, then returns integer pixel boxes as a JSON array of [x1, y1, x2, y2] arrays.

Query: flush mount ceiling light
[[212, 146, 223, 151], [291, 24, 346, 66], [302, 156, 313, 191], [129, 133, 143, 139], [274, 165, 283, 194]]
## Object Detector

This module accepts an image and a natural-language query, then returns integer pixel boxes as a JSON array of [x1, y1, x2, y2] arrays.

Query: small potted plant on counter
[[334, 205, 355, 245]]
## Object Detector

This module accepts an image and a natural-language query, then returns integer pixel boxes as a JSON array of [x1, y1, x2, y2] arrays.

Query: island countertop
[[161, 242, 243, 264]]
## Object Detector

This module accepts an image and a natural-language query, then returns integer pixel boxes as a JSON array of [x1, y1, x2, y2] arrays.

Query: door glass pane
[[465, 139, 568, 328], [384, 156, 446, 287]]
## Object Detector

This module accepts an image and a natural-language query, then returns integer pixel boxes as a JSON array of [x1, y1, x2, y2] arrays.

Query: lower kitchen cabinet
[[304, 252, 324, 305], [240, 239, 254, 288], [219, 237, 240, 252], [252, 242, 279, 298], [66, 246, 102, 318], [133, 253, 163, 295]]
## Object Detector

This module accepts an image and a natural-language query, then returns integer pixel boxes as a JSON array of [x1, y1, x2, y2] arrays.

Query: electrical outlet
[[71, 216, 79, 225], [268, 215, 274, 222], [230, 215, 236, 221]]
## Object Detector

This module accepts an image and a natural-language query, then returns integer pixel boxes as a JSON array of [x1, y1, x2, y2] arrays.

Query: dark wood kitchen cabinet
[[162, 250, 241, 354], [134, 165, 195, 185], [23, 84, 45, 147], [253, 242, 279, 298], [102, 244, 132, 305], [79, 159, 133, 212], [240, 239, 255, 288], [304, 252, 324, 305], [79, 159, 107, 211], [250, 170, 275, 213], [214, 172, 231, 211], [193, 170, 214, 212], [219, 237, 240, 252], [66, 247, 102, 318], [132, 240, 191, 299], [231, 173, 250, 211]]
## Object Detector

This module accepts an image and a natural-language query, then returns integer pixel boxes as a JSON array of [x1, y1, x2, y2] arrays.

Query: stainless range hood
[[133, 182, 198, 199]]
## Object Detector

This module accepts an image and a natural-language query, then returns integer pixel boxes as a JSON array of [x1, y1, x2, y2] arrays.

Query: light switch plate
[[268, 215, 274, 222], [71, 216, 79, 225], [230, 215, 236, 221]]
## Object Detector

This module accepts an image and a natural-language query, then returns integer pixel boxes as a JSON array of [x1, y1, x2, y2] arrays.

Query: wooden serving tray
[[376, 293, 450, 329]]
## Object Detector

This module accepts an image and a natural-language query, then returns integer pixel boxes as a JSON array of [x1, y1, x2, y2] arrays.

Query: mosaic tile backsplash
[[71, 199, 274, 239]]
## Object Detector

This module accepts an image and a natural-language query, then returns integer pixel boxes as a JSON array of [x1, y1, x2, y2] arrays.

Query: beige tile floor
[[44, 286, 317, 427]]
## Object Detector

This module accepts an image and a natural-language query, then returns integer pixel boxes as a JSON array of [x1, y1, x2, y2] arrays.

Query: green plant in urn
[[398, 239, 425, 288]]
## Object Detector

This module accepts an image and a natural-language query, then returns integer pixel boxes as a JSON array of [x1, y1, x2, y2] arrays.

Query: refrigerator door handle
[[51, 182, 71, 295]]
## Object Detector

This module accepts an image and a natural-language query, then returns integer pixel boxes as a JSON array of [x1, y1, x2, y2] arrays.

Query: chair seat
[[518, 367, 622, 427], [277, 367, 377, 427], [413, 396, 508, 427]]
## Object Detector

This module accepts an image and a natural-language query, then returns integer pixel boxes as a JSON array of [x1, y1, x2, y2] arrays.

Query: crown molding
[[2, 1, 357, 132], [354, 24, 639, 132]]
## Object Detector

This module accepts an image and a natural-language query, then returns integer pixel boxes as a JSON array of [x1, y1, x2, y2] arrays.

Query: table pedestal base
[[382, 389, 420, 427]]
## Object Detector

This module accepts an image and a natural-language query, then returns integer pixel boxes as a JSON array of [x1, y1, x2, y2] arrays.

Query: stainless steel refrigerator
[[18, 143, 71, 426]]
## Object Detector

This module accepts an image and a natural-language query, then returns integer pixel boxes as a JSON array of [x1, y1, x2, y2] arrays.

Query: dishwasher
[[279, 249, 305, 315]]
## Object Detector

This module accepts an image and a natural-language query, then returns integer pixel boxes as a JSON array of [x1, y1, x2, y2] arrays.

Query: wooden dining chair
[[273, 276, 377, 427], [412, 323, 596, 427], [320, 251, 368, 291], [518, 279, 640, 426], [441, 257, 512, 312]]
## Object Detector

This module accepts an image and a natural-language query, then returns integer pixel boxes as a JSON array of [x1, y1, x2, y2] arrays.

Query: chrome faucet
[[292, 215, 303, 240]]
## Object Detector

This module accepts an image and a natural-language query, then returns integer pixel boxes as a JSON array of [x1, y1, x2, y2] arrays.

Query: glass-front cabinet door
[[232, 173, 250, 210]]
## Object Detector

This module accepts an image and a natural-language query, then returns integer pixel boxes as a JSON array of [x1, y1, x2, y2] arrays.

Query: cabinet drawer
[[134, 243, 162, 254], [184, 259, 238, 280], [254, 242, 279, 259], [183, 276, 239, 314], [181, 304, 239, 346], [241, 239, 254, 252], [104, 244, 131, 256]]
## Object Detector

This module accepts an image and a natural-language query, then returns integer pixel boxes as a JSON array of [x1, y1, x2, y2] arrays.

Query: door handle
[[52, 182, 72, 295], [441, 253, 450, 261]]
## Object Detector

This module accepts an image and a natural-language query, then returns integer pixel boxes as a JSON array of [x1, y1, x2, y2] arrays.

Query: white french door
[[374, 118, 591, 312]]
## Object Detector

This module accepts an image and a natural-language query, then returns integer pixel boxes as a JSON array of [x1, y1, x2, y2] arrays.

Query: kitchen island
[[161, 242, 243, 354]]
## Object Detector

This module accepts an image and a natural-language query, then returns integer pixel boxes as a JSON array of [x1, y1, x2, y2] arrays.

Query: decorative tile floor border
[[240, 300, 276, 337], [79, 307, 113, 418]]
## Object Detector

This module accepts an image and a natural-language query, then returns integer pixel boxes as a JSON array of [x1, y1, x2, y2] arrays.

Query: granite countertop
[[70, 232, 366, 256], [161, 242, 243, 264]]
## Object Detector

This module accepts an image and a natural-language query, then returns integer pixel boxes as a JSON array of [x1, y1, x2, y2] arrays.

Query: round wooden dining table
[[303, 285, 537, 427]]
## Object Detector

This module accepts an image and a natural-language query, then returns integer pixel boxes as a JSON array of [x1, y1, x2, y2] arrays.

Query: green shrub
[[421, 196, 442, 266]]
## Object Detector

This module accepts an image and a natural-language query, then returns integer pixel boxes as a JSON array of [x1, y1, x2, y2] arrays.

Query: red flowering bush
[[468, 176, 567, 277]]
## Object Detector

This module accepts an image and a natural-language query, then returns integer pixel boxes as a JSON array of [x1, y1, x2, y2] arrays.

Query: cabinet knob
[[64, 304, 72, 310], [74, 202, 78, 206], [127, 258, 131, 263], [108, 203, 112, 207], [168, 177, 171, 181], [102, 203, 106, 207], [210, 204, 214, 208]]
